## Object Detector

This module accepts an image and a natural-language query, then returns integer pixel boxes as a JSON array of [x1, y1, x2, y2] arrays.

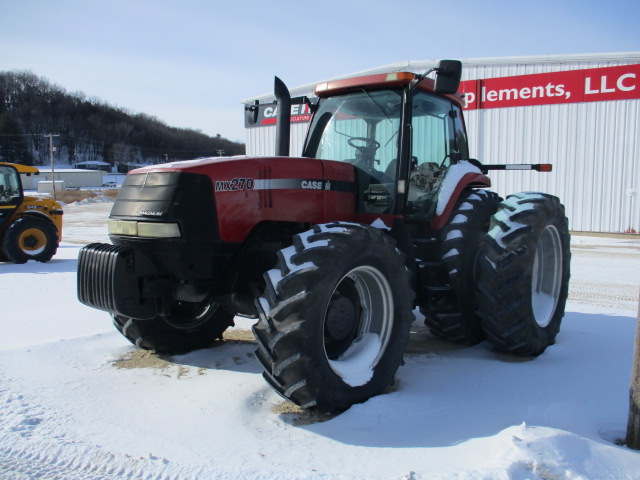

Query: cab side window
[[407, 92, 461, 217], [0, 166, 22, 206], [451, 104, 469, 160]]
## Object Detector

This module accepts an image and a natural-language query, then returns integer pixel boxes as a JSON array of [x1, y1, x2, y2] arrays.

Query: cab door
[[404, 91, 468, 220]]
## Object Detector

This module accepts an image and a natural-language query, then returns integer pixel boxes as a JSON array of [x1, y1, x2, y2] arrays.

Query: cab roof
[[0, 163, 40, 175], [314, 71, 464, 106]]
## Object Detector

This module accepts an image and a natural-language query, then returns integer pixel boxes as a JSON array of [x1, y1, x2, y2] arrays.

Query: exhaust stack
[[274, 76, 291, 157]]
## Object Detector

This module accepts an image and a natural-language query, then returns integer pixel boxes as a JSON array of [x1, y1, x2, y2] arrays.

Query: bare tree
[[0, 70, 246, 165]]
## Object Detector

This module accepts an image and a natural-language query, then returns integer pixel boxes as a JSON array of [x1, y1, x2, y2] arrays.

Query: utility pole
[[44, 134, 60, 200], [626, 289, 640, 449]]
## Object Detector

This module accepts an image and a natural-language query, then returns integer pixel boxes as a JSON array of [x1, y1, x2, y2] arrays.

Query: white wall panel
[[245, 123, 307, 157], [465, 96, 640, 233]]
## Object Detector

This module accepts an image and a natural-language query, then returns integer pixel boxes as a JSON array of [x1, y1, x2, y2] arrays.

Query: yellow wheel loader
[[0, 163, 63, 263]]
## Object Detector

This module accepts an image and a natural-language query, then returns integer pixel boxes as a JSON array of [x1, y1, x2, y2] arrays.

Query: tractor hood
[[118, 156, 356, 243]]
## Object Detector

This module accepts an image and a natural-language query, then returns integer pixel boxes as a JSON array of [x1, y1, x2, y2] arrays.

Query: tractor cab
[[301, 62, 483, 224]]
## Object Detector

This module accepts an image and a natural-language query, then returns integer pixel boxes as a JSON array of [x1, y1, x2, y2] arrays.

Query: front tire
[[477, 192, 571, 356], [3, 216, 59, 263], [253, 223, 415, 412], [113, 300, 235, 354]]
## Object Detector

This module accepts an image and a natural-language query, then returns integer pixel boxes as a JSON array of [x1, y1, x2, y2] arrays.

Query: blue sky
[[1, 0, 638, 142]]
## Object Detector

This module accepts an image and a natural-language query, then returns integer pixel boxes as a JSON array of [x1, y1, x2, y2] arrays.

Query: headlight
[[108, 220, 181, 238], [137, 222, 181, 238], [108, 220, 137, 236]]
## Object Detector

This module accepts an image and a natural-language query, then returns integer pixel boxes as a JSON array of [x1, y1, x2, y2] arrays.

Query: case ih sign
[[246, 102, 313, 127], [461, 63, 640, 110]]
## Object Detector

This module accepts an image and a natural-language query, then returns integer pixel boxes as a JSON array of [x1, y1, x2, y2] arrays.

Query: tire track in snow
[[0, 374, 189, 480], [569, 239, 640, 311], [568, 287, 639, 310], [0, 446, 129, 480]]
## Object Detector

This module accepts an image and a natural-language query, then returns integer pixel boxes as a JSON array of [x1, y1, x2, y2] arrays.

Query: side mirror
[[434, 60, 462, 95], [245, 100, 259, 126]]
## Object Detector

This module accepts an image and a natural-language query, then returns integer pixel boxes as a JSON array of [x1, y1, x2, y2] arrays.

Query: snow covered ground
[[1, 199, 640, 480]]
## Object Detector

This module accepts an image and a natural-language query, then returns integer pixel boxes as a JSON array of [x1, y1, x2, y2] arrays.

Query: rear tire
[[423, 189, 501, 344], [253, 223, 415, 412], [3, 216, 58, 264], [477, 192, 571, 356], [113, 300, 235, 354]]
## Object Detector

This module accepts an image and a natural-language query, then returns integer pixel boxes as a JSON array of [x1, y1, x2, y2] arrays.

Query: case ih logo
[[461, 63, 640, 110], [247, 103, 313, 127]]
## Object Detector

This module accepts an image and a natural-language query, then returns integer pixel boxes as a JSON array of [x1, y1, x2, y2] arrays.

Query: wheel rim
[[163, 300, 215, 330], [323, 265, 394, 386], [531, 225, 563, 328], [19, 228, 47, 255]]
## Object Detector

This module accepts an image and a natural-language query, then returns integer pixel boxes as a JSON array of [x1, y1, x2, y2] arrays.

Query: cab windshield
[[0, 165, 22, 206], [303, 89, 402, 213], [304, 89, 402, 177]]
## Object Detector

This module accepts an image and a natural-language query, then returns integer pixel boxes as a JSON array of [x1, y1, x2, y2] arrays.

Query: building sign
[[245, 102, 313, 128], [461, 63, 640, 110]]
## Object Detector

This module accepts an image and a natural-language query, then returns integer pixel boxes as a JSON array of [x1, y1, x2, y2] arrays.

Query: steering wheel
[[347, 137, 381, 153]]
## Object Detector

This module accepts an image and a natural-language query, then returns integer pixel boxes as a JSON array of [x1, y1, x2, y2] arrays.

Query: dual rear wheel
[[425, 190, 570, 357], [477, 192, 571, 356]]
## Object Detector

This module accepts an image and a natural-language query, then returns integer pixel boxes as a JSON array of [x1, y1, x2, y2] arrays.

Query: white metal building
[[242, 52, 640, 234], [21, 168, 104, 189]]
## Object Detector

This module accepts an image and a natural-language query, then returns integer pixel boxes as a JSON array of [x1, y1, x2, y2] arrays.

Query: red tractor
[[78, 61, 570, 412]]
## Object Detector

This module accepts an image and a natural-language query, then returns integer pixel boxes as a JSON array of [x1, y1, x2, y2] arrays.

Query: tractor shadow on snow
[[288, 312, 635, 448]]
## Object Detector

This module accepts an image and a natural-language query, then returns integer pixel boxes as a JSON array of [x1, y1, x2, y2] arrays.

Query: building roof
[[75, 161, 110, 166], [242, 51, 640, 104], [35, 168, 103, 173]]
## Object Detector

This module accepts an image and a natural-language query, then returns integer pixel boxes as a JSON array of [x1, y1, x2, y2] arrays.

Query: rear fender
[[431, 172, 491, 230]]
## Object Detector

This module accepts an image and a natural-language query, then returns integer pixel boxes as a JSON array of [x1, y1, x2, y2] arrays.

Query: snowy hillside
[[1, 201, 640, 479]]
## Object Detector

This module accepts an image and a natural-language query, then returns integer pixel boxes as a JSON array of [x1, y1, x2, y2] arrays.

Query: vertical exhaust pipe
[[274, 76, 291, 157]]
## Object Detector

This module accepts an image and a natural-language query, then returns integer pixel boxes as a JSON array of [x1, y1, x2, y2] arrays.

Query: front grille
[[110, 171, 217, 242]]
